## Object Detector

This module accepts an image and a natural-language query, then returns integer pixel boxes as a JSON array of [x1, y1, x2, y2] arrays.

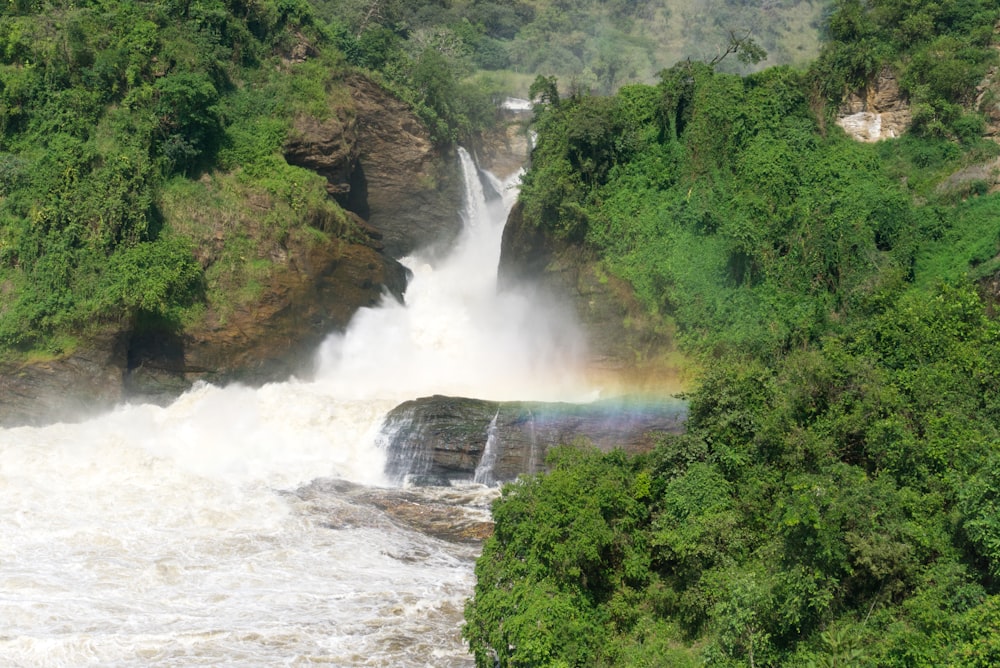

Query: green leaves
[[97, 235, 202, 315], [153, 71, 221, 174], [464, 446, 656, 666], [814, 0, 999, 138], [0, 0, 358, 351]]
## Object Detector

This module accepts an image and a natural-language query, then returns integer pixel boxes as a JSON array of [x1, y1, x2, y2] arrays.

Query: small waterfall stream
[[472, 410, 501, 486]]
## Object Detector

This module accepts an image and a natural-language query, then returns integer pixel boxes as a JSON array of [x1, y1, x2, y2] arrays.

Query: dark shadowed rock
[[283, 74, 464, 258], [0, 328, 128, 426], [345, 75, 464, 257], [380, 394, 688, 485]]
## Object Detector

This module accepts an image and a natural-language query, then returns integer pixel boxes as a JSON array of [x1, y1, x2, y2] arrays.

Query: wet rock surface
[[0, 328, 129, 426], [380, 394, 688, 486], [292, 478, 497, 545]]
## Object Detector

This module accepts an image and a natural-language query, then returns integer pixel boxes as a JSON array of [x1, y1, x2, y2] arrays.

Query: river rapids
[[0, 148, 592, 666]]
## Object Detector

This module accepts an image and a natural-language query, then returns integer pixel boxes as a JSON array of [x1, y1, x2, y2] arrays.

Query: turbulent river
[[0, 149, 593, 666]]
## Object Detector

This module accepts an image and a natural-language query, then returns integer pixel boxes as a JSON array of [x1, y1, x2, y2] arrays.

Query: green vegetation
[[310, 0, 827, 97], [465, 0, 1000, 664], [0, 0, 504, 357], [0, 0, 341, 354], [0, 0, 828, 360]]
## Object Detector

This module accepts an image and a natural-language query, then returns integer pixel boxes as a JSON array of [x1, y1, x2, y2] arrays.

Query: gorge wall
[[0, 73, 461, 426], [498, 202, 684, 393]]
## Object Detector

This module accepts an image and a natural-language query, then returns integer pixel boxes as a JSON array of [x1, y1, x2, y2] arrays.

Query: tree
[[709, 29, 768, 68]]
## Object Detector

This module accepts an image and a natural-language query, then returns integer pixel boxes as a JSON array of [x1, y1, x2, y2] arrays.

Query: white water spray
[[0, 147, 590, 666], [314, 148, 589, 403], [472, 410, 501, 487]]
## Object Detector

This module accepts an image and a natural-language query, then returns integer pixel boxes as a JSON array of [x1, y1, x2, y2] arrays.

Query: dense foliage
[[0, 0, 504, 356], [465, 0, 1000, 664], [0, 0, 833, 359], [812, 0, 1000, 138], [0, 0, 333, 353]]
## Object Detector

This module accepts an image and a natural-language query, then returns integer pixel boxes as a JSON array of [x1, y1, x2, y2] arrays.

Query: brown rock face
[[125, 226, 409, 402], [283, 111, 359, 200], [469, 101, 533, 182], [836, 66, 912, 142], [0, 329, 128, 425], [282, 75, 464, 258], [347, 75, 463, 257], [499, 202, 683, 392]]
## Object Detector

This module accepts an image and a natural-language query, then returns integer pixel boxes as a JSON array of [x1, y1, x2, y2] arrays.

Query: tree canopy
[[465, 0, 1000, 664]]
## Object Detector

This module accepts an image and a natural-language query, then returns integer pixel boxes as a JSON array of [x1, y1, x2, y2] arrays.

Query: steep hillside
[[0, 1, 464, 423], [311, 0, 827, 96]]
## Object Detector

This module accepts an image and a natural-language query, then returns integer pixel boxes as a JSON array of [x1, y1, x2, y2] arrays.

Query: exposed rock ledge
[[381, 394, 687, 486], [285, 74, 464, 258], [836, 66, 912, 142]]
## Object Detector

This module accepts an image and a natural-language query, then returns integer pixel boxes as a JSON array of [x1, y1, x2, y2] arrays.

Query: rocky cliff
[[498, 202, 685, 393], [835, 66, 912, 142], [285, 74, 464, 258], [0, 73, 460, 426], [380, 394, 688, 486]]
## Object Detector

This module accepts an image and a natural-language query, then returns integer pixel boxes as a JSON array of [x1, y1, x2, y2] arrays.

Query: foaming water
[[0, 148, 589, 666], [315, 149, 590, 402]]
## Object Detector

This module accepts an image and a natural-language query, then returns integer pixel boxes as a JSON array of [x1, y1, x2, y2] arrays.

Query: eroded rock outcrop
[[348, 75, 464, 257], [282, 75, 464, 258], [381, 394, 687, 485], [469, 99, 533, 182], [836, 66, 912, 142], [0, 72, 453, 425], [124, 219, 409, 402]]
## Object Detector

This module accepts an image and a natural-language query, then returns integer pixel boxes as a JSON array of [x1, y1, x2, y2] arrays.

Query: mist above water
[[314, 148, 591, 403]]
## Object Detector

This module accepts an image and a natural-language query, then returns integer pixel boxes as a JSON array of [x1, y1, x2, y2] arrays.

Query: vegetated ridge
[[465, 1, 1000, 665]]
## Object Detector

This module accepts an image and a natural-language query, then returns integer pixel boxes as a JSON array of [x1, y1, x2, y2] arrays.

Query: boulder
[[380, 394, 688, 485]]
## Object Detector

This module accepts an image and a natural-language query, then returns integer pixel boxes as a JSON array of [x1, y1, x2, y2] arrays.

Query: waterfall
[[377, 406, 432, 484], [0, 144, 592, 667], [473, 410, 501, 487], [312, 147, 587, 403], [526, 409, 540, 475]]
